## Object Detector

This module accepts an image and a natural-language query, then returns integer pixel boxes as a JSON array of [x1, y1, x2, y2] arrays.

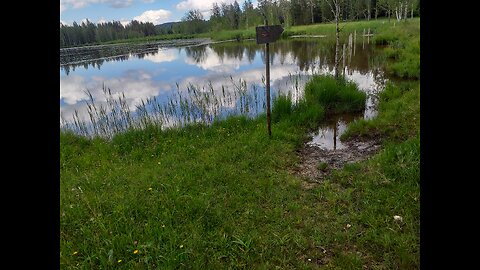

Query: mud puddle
[[293, 113, 382, 186]]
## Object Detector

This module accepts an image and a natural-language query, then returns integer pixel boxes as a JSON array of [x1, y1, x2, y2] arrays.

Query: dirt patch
[[294, 137, 382, 187]]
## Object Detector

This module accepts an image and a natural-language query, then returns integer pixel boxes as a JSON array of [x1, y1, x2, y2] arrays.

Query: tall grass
[[61, 73, 310, 139], [61, 71, 369, 140], [304, 75, 366, 114]]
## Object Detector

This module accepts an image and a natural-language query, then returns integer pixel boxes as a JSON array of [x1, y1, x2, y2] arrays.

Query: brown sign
[[255, 25, 284, 44]]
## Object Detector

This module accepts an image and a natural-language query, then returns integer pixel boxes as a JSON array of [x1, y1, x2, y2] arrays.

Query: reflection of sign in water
[[255, 25, 284, 44]]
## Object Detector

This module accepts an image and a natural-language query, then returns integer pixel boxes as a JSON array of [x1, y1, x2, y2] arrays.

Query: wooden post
[[255, 20, 283, 138], [265, 19, 272, 137]]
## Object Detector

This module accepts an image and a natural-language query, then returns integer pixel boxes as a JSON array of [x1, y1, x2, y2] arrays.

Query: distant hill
[[155, 22, 181, 33]]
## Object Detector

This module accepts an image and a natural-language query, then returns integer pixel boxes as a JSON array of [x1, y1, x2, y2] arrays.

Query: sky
[[60, 0, 258, 26]]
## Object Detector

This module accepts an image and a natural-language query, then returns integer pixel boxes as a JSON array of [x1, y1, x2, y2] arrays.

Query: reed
[[61, 71, 314, 139]]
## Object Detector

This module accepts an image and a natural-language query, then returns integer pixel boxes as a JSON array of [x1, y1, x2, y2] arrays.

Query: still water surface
[[60, 38, 387, 147]]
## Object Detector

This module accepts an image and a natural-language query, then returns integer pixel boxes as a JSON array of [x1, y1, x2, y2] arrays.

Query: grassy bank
[[64, 18, 419, 49], [198, 18, 420, 45], [60, 19, 420, 269]]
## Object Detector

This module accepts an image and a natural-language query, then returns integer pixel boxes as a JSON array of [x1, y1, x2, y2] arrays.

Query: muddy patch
[[294, 137, 382, 186]]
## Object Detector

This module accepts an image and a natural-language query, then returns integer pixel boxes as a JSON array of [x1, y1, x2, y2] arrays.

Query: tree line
[[60, 20, 156, 48], [169, 0, 419, 33], [60, 0, 419, 48]]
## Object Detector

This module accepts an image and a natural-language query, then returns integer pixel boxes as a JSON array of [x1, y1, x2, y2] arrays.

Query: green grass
[[341, 81, 420, 142], [271, 75, 367, 129], [317, 162, 328, 172], [373, 20, 420, 79], [340, 17, 420, 141], [60, 75, 368, 269], [200, 28, 257, 42], [61, 18, 420, 269], [305, 75, 367, 114], [283, 18, 418, 37]]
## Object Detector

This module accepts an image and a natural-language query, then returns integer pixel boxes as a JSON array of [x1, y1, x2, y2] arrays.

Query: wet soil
[[293, 136, 382, 187]]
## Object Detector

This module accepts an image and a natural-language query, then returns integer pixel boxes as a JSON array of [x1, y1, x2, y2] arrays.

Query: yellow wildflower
[[133, 249, 139, 254], [117, 259, 122, 263], [72, 251, 78, 255]]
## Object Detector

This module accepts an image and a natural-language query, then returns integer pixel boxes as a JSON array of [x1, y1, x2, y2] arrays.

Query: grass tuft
[[304, 75, 367, 114]]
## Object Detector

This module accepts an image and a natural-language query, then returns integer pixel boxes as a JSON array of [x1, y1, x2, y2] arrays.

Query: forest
[[60, 0, 419, 48]]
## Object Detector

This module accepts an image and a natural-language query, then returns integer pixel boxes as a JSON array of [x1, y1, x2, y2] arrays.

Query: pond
[[60, 37, 387, 143]]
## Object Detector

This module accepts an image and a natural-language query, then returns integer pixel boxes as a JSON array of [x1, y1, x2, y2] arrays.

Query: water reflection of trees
[[184, 45, 209, 64], [61, 39, 383, 79], [60, 42, 180, 74], [209, 42, 258, 63], [61, 54, 131, 75], [204, 39, 380, 74]]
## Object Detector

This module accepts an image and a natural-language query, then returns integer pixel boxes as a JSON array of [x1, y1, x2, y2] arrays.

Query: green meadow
[[61, 18, 420, 269]]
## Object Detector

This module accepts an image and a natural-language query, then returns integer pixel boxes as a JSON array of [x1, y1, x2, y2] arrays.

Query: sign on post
[[256, 23, 284, 137], [255, 25, 284, 44]]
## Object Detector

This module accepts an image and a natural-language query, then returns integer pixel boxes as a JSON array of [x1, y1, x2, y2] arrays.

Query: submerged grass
[[61, 18, 420, 269]]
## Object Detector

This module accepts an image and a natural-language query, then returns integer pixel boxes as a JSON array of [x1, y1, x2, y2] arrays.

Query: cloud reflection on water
[[60, 39, 386, 137]]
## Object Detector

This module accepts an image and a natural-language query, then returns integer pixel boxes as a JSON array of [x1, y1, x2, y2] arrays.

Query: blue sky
[[60, 0, 258, 26]]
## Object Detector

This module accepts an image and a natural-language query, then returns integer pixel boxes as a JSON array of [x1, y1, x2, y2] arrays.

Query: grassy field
[[60, 18, 420, 269]]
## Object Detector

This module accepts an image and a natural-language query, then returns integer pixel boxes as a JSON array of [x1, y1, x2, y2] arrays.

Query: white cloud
[[60, 2, 67, 13], [143, 49, 178, 63], [60, 75, 88, 105], [142, 0, 155, 3], [120, 19, 131, 26], [60, 70, 169, 123], [176, 0, 237, 14], [184, 47, 248, 73], [108, 0, 134, 8], [60, 0, 133, 12], [133, 9, 172, 25]]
